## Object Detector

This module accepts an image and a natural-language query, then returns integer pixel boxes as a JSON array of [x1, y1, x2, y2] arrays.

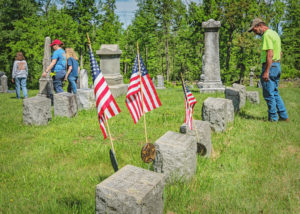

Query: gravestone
[[96, 44, 127, 98], [54, 92, 78, 117], [199, 19, 225, 93], [156, 75, 165, 89], [23, 96, 52, 125], [96, 165, 164, 214], [225, 87, 241, 112], [180, 120, 212, 157], [152, 77, 156, 87], [257, 79, 262, 88], [202, 97, 234, 132], [246, 91, 260, 104], [38, 37, 54, 99], [232, 83, 246, 108], [79, 69, 89, 89], [153, 131, 197, 184], [0, 75, 8, 93], [76, 88, 96, 110], [249, 71, 254, 86]]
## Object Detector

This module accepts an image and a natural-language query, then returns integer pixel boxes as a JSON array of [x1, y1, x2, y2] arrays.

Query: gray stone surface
[[23, 96, 52, 125], [39, 37, 54, 98], [202, 97, 233, 132], [54, 92, 78, 117], [0, 75, 8, 93], [96, 44, 127, 98], [246, 91, 260, 104], [95, 165, 164, 214], [199, 19, 225, 93], [249, 71, 254, 86], [225, 87, 241, 112], [153, 131, 197, 183], [76, 89, 96, 110], [79, 69, 89, 89], [180, 120, 212, 157], [257, 79, 262, 88], [232, 83, 246, 108], [156, 75, 165, 89], [217, 98, 234, 122]]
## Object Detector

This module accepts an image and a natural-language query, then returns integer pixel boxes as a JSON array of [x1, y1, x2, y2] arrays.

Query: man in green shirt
[[248, 18, 289, 122]]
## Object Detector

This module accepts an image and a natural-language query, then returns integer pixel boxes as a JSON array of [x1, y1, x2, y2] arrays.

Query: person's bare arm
[[64, 66, 72, 81], [262, 49, 273, 82], [42, 59, 57, 77]]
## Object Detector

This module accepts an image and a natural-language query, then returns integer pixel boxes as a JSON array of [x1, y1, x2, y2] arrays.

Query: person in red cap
[[248, 18, 289, 122], [42, 39, 66, 93]]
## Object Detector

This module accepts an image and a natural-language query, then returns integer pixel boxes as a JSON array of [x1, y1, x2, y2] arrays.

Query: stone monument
[[0, 75, 8, 93], [79, 69, 89, 89], [156, 75, 166, 89], [38, 37, 54, 99], [199, 19, 225, 93], [96, 44, 127, 98], [249, 70, 254, 86]]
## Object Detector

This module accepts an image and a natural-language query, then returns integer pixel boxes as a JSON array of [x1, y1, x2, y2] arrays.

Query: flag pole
[[137, 42, 148, 144], [180, 73, 200, 143], [87, 33, 116, 154]]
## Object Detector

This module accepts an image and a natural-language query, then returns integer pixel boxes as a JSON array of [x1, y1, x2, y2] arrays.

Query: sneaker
[[279, 118, 290, 122]]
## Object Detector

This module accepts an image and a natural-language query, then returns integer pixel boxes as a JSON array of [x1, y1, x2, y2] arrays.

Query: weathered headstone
[[38, 37, 54, 99], [96, 44, 128, 98], [246, 91, 260, 104], [156, 75, 165, 89], [232, 83, 246, 108], [202, 97, 234, 132], [96, 165, 164, 214], [249, 71, 254, 86], [0, 75, 8, 93], [153, 131, 197, 184], [225, 87, 241, 112], [79, 69, 89, 89], [76, 88, 96, 110], [23, 96, 52, 125], [199, 19, 225, 93], [180, 120, 212, 157], [152, 77, 155, 87], [54, 92, 78, 117]]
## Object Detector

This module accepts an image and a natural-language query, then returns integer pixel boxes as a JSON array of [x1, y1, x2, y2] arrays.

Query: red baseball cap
[[50, 39, 63, 46]]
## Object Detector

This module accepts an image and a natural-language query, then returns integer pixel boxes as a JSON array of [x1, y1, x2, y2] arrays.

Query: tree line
[[0, 0, 299, 89]]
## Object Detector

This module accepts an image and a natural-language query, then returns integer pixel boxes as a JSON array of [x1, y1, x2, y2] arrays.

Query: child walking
[[64, 48, 80, 94]]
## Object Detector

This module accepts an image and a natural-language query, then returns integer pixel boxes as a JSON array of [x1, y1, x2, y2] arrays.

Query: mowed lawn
[[0, 83, 299, 213]]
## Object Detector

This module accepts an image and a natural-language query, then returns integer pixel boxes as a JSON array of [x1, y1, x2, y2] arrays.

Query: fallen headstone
[[246, 91, 260, 104], [153, 131, 197, 184], [54, 92, 78, 117], [96, 165, 164, 214]]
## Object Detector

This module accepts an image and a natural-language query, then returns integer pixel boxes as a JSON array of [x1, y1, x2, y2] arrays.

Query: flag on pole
[[126, 55, 161, 124], [182, 83, 197, 130], [88, 46, 121, 139]]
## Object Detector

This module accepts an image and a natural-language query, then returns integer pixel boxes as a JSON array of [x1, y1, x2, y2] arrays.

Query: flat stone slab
[[202, 97, 234, 132], [109, 84, 128, 98], [246, 91, 260, 104], [76, 89, 95, 110], [96, 165, 164, 214], [153, 131, 197, 184], [23, 96, 52, 125], [54, 92, 78, 117], [180, 120, 212, 157], [232, 83, 246, 108]]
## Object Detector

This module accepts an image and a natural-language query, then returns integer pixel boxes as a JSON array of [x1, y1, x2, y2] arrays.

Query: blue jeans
[[52, 70, 66, 93], [67, 76, 78, 94], [261, 63, 288, 121], [15, 77, 28, 99]]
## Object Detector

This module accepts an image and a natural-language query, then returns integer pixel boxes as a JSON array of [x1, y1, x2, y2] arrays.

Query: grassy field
[[0, 84, 299, 213]]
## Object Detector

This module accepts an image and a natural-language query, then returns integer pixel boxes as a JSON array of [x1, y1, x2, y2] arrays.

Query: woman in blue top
[[42, 39, 66, 93], [64, 48, 80, 94]]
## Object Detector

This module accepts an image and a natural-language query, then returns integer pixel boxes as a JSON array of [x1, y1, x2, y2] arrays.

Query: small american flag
[[126, 55, 161, 123], [182, 83, 197, 130], [88, 46, 120, 139]]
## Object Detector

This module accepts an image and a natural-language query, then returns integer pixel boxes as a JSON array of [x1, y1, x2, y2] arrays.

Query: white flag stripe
[[143, 76, 160, 108]]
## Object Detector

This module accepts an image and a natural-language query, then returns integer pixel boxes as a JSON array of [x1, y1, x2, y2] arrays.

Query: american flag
[[182, 82, 197, 130], [126, 55, 161, 124], [88, 46, 121, 139]]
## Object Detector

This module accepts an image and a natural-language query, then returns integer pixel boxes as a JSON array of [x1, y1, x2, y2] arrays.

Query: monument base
[[109, 84, 128, 98], [198, 81, 225, 93]]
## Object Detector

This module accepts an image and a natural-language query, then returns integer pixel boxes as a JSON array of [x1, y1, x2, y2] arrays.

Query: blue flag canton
[[185, 83, 191, 93], [89, 48, 101, 83], [132, 54, 148, 76]]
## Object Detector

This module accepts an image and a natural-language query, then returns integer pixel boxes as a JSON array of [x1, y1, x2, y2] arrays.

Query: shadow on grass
[[238, 111, 267, 121]]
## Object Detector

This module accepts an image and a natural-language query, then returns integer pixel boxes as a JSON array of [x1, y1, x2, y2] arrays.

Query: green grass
[[0, 85, 299, 213]]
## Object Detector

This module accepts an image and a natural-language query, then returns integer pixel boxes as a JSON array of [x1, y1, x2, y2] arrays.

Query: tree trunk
[[165, 37, 169, 82], [226, 30, 234, 70]]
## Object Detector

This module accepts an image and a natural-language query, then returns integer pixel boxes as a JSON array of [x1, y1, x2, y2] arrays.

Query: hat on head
[[50, 39, 63, 46], [248, 18, 263, 32]]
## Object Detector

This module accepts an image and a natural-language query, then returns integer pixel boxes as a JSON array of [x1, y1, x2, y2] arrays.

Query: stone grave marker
[[153, 131, 197, 184], [79, 69, 89, 89], [76, 88, 96, 110], [156, 75, 165, 89], [0, 75, 8, 93], [96, 165, 164, 214], [232, 83, 246, 108], [246, 91, 260, 104], [54, 92, 78, 117], [96, 44, 128, 98], [249, 71, 254, 86]]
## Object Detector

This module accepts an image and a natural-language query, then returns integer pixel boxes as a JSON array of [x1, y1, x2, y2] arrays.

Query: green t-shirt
[[261, 29, 281, 63]]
